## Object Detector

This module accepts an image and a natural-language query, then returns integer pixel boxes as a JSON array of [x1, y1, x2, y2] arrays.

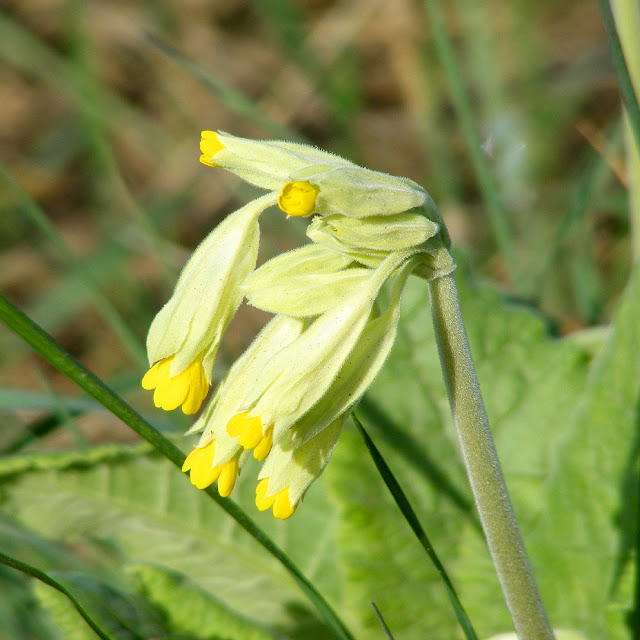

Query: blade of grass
[[599, 0, 640, 152], [371, 602, 395, 640], [522, 121, 622, 299], [600, 0, 640, 261], [0, 160, 146, 366], [422, 0, 520, 290], [146, 32, 303, 142], [0, 294, 354, 640], [64, 1, 189, 284], [0, 551, 114, 640], [352, 412, 478, 640]]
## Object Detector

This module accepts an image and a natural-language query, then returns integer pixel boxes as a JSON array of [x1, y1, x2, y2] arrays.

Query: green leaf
[[531, 265, 640, 638], [0, 517, 72, 640], [33, 573, 166, 640], [454, 266, 640, 639], [326, 255, 594, 637], [0, 444, 342, 640], [0, 292, 353, 640], [129, 564, 281, 640]]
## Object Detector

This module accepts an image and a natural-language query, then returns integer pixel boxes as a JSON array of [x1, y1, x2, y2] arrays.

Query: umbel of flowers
[[142, 131, 454, 519]]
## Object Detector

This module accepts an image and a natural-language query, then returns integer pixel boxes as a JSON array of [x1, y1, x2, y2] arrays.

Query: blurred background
[[0, 0, 628, 447]]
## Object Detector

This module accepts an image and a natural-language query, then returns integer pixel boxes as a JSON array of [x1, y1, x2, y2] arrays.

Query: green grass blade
[[352, 412, 479, 640], [371, 602, 396, 640], [0, 551, 114, 640], [0, 294, 354, 640], [422, 0, 520, 290], [358, 396, 478, 523], [146, 32, 303, 142], [0, 161, 147, 366], [599, 0, 640, 152], [522, 122, 621, 300]]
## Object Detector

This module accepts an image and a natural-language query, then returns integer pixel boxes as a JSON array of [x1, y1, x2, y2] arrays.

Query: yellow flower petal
[[272, 488, 296, 520], [255, 478, 276, 511], [227, 412, 263, 449], [255, 479, 296, 518], [217, 457, 239, 497], [142, 354, 209, 414], [199, 130, 226, 167], [183, 441, 221, 489], [253, 426, 273, 461]]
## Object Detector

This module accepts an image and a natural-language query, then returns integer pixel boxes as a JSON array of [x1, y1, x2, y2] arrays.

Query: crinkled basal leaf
[[0, 516, 72, 640], [531, 266, 640, 638], [326, 254, 594, 638], [129, 564, 279, 640], [0, 445, 343, 639], [33, 573, 167, 640]]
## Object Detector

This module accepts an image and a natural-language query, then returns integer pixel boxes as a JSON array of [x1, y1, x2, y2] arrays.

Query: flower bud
[[142, 192, 277, 414], [242, 244, 370, 317], [306, 211, 439, 253], [200, 131, 349, 191], [299, 167, 428, 218]]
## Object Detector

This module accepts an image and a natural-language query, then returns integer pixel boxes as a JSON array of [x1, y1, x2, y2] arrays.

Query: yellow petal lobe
[[227, 412, 263, 449], [200, 131, 226, 167], [272, 487, 296, 520], [253, 426, 273, 461], [142, 354, 209, 414], [255, 479, 296, 519], [278, 181, 318, 217], [255, 478, 276, 511], [182, 441, 220, 489], [217, 457, 239, 497]]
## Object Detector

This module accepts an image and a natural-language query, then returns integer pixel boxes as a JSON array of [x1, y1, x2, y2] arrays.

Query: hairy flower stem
[[428, 273, 554, 640]]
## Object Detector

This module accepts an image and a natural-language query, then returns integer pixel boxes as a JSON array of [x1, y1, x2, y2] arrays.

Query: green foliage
[[1, 1, 639, 639], [3, 258, 638, 638], [0, 443, 342, 639], [33, 573, 166, 640], [129, 564, 280, 640]]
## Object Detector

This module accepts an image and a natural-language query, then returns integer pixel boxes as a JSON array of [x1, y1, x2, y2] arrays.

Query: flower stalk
[[428, 272, 554, 640]]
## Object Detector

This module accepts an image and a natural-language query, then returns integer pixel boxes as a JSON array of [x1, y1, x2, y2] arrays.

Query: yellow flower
[[255, 417, 345, 519], [182, 253, 418, 514], [181, 440, 239, 496], [142, 192, 277, 414], [141, 353, 208, 414], [181, 316, 305, 495]]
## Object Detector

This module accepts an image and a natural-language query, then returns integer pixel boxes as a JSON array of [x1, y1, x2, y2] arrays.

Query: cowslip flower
[[200, 130, 432, 220], [142, 191, 277, 414], [183, 252, 419, 516], [182, 315, 305, 495], [143, 130, 454, 518]]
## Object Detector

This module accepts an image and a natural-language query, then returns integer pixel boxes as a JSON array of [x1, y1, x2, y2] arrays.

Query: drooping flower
[[142, 191, 277, 414], [180, 251, 420, 513], [199, 130, 433, 220], [181, 315, 305, 495], [250, 259, 415, 518]]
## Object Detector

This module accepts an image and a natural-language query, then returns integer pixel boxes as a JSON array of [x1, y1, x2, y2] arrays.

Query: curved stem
[[428, 273, 554, 640]]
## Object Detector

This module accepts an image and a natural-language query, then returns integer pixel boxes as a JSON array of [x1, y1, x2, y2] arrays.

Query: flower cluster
[[142, 131, 453, 519]]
